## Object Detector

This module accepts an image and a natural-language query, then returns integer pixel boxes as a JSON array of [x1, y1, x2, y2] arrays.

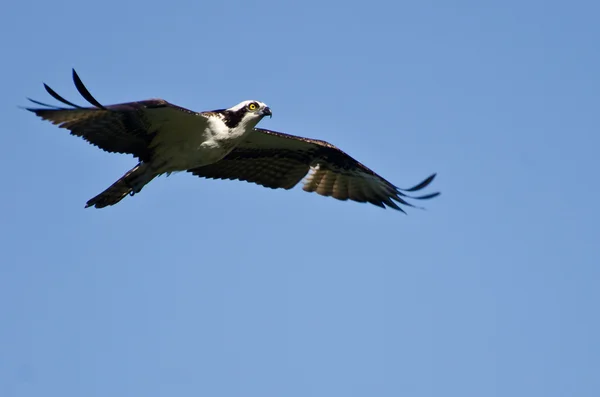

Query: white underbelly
[[152, 136, 240, 174], [148, 115, 256, 174]]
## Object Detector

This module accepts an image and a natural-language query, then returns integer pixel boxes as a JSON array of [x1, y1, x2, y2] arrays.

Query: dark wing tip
[[22, 97, 69, 112], [402, 173, 437, 192], [394, 173, 440, 201], [415, 191, 441, 200], [72, 69, 106, 110], [384, 172, 440, 213], [43, 82, 84, 109], [383, 198, 407, 214]]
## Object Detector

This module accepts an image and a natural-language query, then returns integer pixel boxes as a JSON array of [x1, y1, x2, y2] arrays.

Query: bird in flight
[[26, 70, 440, 212]]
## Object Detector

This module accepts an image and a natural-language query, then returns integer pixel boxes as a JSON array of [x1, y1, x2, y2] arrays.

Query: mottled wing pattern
[[26, 69, 206, 162], [189, 128, 440, 212], [189, 147, 312, 189]]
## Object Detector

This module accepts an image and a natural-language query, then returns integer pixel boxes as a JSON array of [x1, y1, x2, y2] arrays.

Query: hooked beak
[[262, 107, 272, 118]]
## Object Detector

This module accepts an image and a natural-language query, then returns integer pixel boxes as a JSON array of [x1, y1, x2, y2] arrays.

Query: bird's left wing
[[25, 69, 211, 162], [188, 128, 440, 212]]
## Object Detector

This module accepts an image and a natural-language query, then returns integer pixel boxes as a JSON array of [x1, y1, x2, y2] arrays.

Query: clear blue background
[[1, 1, 598, 396]]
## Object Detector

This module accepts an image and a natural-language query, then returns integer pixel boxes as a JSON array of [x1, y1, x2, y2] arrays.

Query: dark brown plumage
[[26, 69, 440, 212], [190, 128, 439, 212]]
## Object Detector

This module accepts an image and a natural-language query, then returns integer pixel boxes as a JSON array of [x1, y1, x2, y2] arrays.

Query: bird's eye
[[247, 102, 258, 111]]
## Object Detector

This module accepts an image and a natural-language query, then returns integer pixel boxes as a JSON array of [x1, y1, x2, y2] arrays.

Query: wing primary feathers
[[25, 97, 68, 109], [43, 83, 85, 109], [393, 173, 440, 201], [394, 189, 441, 201], [381, 196, 404, 212], [367, 198, 386, 209], [391, 194, 419, 208], [400, 173, 437, 192], [72, 69, 107, 109], [409, 192, 441, 200]]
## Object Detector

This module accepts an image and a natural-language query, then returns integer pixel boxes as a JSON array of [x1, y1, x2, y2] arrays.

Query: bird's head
[[229, 100, 272, 118], [222, 100, 272, 129]]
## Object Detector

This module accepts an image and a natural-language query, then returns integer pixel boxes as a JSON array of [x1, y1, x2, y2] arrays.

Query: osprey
[[26, 70, 440, 212]]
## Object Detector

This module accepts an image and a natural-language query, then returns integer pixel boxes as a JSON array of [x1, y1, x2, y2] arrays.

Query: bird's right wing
[[189, 128, 439, 212]]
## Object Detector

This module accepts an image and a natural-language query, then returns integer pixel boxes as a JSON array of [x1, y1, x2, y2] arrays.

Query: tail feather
[[86, 164, 155, 209]]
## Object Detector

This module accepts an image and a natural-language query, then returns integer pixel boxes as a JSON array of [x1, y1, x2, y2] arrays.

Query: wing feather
[[72, 69, 107, 109], [189, 128, 440, 212], [44, 82, 85, 109], [332, 173, 349, 200], [26, 69, 208, 162]]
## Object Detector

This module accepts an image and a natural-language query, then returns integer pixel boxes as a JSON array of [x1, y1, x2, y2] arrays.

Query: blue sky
[[1, 0, 599, 396]]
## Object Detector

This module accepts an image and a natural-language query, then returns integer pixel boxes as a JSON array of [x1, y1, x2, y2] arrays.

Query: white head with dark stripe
[[221, 100, 272, 129]]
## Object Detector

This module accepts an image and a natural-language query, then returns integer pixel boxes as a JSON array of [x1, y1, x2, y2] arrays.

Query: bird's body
[[146, 100, 267, 173], [26, 70, 440, 212]]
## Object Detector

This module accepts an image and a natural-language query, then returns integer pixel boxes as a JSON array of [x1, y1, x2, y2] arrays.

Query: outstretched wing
[[189, 128, 440, 213], [26, 69, 209, 162]]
